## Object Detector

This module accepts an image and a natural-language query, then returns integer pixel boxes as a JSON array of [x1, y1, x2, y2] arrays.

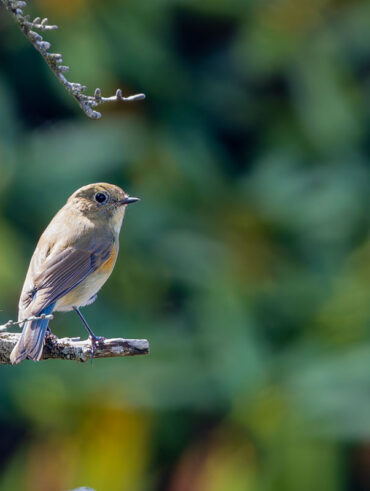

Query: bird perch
[[0, 332, 150, 364], [0, 0, 145, 119]]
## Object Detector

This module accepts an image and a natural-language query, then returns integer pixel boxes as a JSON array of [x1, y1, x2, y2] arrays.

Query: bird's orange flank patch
[[100, 247, 118, 274]]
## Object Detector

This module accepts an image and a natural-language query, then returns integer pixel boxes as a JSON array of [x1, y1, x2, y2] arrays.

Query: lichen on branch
[[1, 0, 145, 119], [0, 332, 150, 364]]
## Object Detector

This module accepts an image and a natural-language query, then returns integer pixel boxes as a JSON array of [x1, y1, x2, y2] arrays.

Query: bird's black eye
[[95, 192, 107, 204]]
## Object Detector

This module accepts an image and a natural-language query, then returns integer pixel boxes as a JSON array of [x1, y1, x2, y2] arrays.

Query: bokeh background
[[0, 0, 370, 489]]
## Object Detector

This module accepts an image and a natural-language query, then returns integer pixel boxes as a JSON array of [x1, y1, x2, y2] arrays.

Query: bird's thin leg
[[73, 306, 105, 358]]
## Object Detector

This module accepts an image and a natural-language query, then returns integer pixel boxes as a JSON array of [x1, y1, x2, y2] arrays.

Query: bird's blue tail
[[10, 304, 55, 365]]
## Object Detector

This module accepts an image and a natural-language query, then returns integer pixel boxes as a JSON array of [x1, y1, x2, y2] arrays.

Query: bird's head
[[68, 183, 139, 233]]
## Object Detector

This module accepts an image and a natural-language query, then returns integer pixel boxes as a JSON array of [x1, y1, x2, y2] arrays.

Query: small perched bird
[[10, 183, 139, 365]]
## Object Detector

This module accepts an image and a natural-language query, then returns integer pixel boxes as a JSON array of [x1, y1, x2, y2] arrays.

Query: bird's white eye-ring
[[95, 192, 108, 204]]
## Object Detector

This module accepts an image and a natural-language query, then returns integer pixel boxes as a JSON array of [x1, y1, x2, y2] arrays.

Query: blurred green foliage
[[0, 0, 370, 489]]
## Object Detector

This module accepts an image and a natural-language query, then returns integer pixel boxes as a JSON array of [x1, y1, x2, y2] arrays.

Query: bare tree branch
[[0, 0, 145, 119], [0, 332, 150, 364], [0, 313, 54, 332]]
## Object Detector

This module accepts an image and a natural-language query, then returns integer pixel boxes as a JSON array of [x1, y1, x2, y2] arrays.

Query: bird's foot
[[89, 334, 106, 359]]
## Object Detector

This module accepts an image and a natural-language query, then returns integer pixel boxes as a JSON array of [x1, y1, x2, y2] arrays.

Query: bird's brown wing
[[21, 242, 113, 317]]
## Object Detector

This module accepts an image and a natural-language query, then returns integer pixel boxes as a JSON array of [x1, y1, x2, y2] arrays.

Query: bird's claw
[[89, 334, 106, 359]]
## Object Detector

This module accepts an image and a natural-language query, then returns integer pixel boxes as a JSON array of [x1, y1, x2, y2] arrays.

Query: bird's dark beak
[[119, 196, 140, 205]]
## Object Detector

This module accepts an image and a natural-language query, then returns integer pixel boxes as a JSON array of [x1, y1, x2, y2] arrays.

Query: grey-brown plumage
[[10, 183, 139, 364]]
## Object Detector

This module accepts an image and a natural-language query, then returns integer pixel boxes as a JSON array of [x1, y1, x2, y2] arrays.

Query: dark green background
[[0, 0, 370, 489]]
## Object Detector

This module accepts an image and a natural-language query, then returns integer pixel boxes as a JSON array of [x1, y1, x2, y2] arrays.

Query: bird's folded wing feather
[[20, 242, 113, 317]]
